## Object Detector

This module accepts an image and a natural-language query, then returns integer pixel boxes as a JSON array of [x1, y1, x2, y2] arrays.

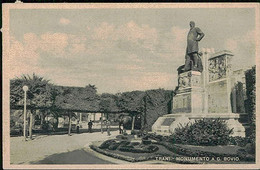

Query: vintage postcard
[[2, 3, 259, 169]]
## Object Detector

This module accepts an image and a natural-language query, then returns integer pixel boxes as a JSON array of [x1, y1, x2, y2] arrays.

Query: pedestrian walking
[[88, 120, 93, 133]]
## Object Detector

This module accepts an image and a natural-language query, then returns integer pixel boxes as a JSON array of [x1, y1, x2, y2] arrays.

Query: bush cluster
[[228, 136, 250, 147], [228, 136, 255, 155], [99, 135, 159, 153], [91, 145, 159, 162], [171, 118, 233, 146], [118, 144, 159, 153]]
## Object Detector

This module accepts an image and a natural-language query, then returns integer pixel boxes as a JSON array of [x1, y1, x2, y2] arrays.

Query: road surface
[[32, 149, 114, 164]]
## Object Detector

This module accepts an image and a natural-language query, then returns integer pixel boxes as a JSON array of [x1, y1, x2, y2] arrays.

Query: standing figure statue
[[184, 21, 205, 72]]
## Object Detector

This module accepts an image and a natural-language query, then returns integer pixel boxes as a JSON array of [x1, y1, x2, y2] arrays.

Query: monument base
[[152, 113, 245, 137]]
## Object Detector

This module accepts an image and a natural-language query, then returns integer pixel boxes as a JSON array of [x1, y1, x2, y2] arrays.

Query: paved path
[[32, 149, 114, 164], [10, 130, 120, 164]]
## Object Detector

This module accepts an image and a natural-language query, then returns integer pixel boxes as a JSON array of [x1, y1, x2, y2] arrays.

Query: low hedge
[[100, 140, 131, 150], [108, 142, 121, 150], [90, 145, 157, 162], [142, 139, 152, 145], [99, 139, 116, 149], [118, 144, 159, 153]]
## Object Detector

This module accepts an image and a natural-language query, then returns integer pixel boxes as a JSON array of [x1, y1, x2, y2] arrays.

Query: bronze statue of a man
[[184, 21, 205, 71]]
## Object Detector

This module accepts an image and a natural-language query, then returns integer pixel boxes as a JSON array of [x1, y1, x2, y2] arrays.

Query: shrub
[[99, 139, 116, 149], [42, 121, 50, 131], [108, 142, 121, 150], [130, 142, 141, 146], [171, 118, 233, 146], [245, 66, 256, 137], [245, 143, 255, 154], [146, 145, 159, 152], [142, 139, 152, 145], [119, 140, 131, 146], [116, 135, 128, 140], [118, 144, 159, 153], [90, 145, 158, 162], [118, 145, 134, 152], [228, 136, 250, 147]]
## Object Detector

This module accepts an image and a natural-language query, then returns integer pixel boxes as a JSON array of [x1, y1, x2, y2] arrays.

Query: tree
[[245, 66, 256, 137], [54, 85, 100, 135], [54, 85, 100, 111], [10, 73, 53, 139], [117, 91, 145, 130], [144, 89, 173, 131], [99, 93, 119, 133]]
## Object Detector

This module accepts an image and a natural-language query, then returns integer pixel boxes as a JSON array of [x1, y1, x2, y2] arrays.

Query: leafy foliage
[[171, 118, 233, 146], [144, 89, 173, 131], [228, 136, 251, 147], [245, 66, 256, 137], [10, 74, 173, 133], [243, 66, 256, 155], [100, 93, 120, 112], [116, 90, 145, 114], [10, 73, 53, 108], [54, 85, 100, 111], [99, 135, 158, 153]]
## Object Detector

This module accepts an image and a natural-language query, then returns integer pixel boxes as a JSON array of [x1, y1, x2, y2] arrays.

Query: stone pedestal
[[172, 71, 203, 114]]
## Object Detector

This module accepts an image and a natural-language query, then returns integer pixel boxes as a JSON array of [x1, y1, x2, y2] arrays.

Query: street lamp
[[23, 85, 28, 141]]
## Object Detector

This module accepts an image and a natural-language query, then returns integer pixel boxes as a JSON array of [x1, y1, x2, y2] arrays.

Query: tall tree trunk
[[53, 113, 59, 130], [141, 95, 147, 131], [131, 115, 136, 131], [23, 90, 27, 141], [29, 110, 33, 139], [80, 113, 82, 122], [40, 114, 43, 125], [68, 112, 71, 136], [101, 113, 104, 133]]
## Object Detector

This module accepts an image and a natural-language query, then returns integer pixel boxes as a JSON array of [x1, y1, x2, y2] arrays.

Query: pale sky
[[8, 7, 256, 94]]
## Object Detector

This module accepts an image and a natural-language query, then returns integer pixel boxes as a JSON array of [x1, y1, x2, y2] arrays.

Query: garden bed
[[90, 134, 255, 164]]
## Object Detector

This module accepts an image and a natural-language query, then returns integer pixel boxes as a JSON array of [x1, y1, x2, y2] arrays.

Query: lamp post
[[23, 85, 28, 141]]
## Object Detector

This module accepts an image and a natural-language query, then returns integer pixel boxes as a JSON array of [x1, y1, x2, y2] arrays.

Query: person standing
[[119, 121, 123, 134], [184, 21, 204, 71], [88, 120, 93, 133], [106, 120, 111, 136], [76, 120, 80, 134]]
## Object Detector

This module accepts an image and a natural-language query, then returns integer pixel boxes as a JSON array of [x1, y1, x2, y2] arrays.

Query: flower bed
[[90, 144, 199, 164], [90, 145, 158, 162], [90, 134, 255, 164]]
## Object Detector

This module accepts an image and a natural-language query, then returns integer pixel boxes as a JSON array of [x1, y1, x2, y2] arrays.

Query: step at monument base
[[152, 113, 245, 137]]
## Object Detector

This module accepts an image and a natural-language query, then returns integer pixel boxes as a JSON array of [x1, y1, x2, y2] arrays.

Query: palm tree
[[10, 73, 53, 139]]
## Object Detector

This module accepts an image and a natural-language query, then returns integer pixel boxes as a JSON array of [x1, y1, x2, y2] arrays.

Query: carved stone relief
[[178, 71, 201, 89], [208, 55, 227, 82]]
